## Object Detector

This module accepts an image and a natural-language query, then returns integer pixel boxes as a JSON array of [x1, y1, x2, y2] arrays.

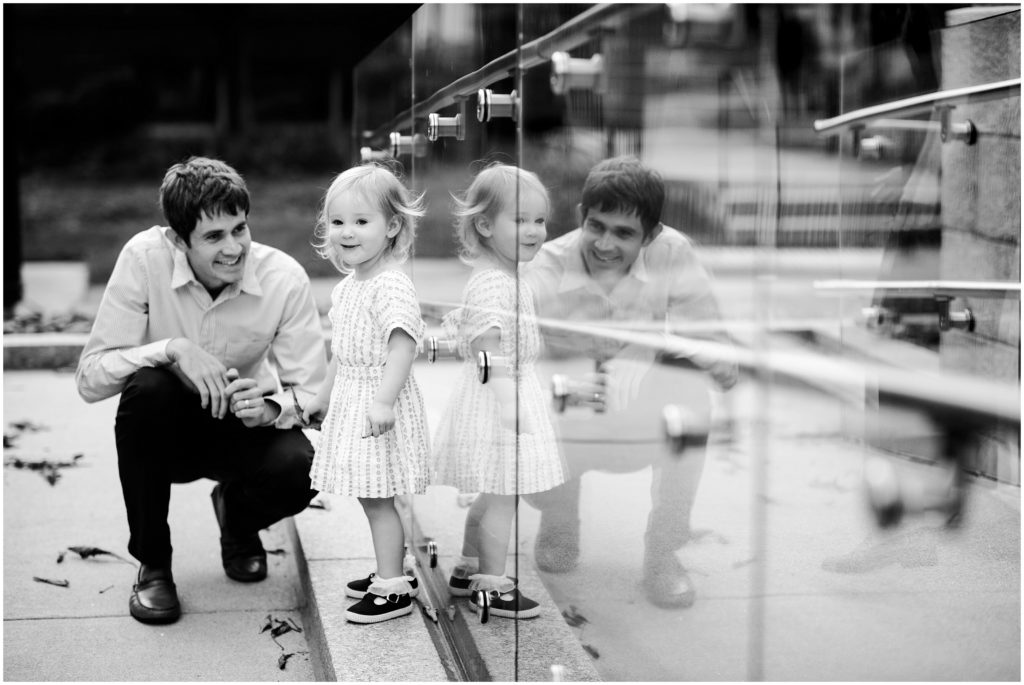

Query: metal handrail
[[417, 299, 1021, 424], [363, 3, 654, 146], [814, 280, 1022, 298], [813, 78, 1020, 135]]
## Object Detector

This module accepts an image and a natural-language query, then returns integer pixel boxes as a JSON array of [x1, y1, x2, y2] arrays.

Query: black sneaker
[[469, 586, 541, 621], [345, 592, 413, 624], [449, 574, 518, 598], [346, 572, 418, 599]]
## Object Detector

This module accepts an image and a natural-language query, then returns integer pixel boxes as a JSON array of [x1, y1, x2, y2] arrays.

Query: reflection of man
[[76, 157, 326, 624], [524, 156, 736, 608]]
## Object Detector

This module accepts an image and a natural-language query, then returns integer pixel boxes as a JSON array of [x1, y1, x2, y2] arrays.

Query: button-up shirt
[[76, 226, 327, 429], [523, 225, 737, 387]]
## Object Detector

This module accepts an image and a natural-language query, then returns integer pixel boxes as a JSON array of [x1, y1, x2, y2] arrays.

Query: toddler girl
[[433, 164, 567, 620], [304, 164, 430, 624]]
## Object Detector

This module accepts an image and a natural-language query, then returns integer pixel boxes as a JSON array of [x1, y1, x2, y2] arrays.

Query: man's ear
[[474, 215, 492, 238], [576, 203, 585, 226], [643, 222, 663, 245], [164, 227, 189, 251]]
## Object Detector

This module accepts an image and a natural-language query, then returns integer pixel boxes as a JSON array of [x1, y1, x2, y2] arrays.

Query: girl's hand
[[302, 395, 328, 428], [365, 401, 396, 438]]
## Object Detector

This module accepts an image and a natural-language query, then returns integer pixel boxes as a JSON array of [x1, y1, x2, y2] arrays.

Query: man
[[76, 157, 327, 624], [524, 155, 737, 608]]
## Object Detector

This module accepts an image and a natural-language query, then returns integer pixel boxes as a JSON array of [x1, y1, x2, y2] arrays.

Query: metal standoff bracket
[[389, 132, 429, 157], [858, 135, 892, 160], [425, 337, 459, 363], [476, 88, 519, 122], [859, 301, 974, 333], [427, 112, 465, 141], [938, 105, 977, 145], [359, 146, 390, 163], [476, 351, 510, 384], [934, 296, 975, 332], [550, 51, 605, 95], [661, 404, 706, 456]]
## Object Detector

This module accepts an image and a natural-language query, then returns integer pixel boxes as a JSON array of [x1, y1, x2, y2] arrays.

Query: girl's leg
[[461, 494, 487, 558], [474, 493, 517, 576], [358, 497, 405, 578]]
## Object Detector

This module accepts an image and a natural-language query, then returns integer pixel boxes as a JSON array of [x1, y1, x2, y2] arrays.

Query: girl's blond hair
[[451, 164, 549, 265], [313, 163, 425, 274]]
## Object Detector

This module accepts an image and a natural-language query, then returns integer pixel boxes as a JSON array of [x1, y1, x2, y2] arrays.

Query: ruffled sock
[[467, 573, 515, 594], [367, 574, 416, 597]]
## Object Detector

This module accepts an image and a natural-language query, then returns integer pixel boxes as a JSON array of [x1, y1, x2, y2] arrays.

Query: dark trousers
[[529, 436, 708, 557], [114, 367, 316, 567]]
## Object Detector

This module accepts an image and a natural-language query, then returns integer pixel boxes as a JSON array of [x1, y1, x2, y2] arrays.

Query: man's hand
[[166, 338, 230, 418], [226, 370, 280, 428], [365, 401, 395, 438]]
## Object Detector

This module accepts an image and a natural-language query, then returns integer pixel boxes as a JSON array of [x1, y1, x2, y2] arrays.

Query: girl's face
[[326, 190, 400, 276], [478, 187, 548, 271]]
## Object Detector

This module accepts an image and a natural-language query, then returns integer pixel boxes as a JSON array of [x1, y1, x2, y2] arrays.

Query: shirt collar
[[556, 231, 651, 292], [167, 229, 262, 297]]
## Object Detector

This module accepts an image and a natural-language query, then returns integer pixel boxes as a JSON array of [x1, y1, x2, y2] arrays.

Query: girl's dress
[[310, 269, 430, 497], [433, 267, 566, 495]]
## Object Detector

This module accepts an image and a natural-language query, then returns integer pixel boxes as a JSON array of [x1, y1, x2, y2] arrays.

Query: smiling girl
[[432, 164, 567, 621], [303, 164, 430, 624]]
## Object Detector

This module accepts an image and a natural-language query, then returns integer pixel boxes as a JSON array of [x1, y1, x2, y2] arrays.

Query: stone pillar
[[939, 7, 1020, 484]]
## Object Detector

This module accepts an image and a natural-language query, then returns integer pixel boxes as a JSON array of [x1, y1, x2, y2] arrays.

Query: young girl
[[432, 164, 567, 620], [304, 164, 430, 624]]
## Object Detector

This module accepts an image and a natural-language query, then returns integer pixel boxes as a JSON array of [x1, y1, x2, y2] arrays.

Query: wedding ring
[[244, 399, 250, 409]]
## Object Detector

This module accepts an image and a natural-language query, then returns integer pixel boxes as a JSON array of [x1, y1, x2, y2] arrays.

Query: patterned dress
[[310, 269, 430, 497], [432, 267, 566, 495]]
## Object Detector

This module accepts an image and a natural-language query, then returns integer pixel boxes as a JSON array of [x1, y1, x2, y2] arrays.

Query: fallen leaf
[[582, 644, 600, 659], [277, 653, 295, 670], [3, 435, 15, 448], [33, 576, 69, 588], [66, 546, 137, 566], [98, 585, 114, 594], [56, 551, 66, 564], [562, 605, 589, 628]]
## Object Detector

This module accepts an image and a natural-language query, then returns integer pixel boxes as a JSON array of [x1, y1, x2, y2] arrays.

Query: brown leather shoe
[[129, 564, 181, 624], [211, 484, 267, 582]]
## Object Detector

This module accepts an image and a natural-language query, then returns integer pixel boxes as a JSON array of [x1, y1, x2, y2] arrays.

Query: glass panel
[[354, 5, 1019, 682]]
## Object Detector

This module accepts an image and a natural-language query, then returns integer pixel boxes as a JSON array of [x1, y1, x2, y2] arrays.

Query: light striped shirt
[[75, 226, 327, 429]]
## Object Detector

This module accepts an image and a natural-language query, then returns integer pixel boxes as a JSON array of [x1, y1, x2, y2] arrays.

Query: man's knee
[[118, 367, 187, 416], [260, 431, 315, 506]]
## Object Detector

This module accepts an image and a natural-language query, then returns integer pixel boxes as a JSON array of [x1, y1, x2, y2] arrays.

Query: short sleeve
[[327, 279, 346, 326], [373, 270, 425, 347], [460, 270, 515, 341]]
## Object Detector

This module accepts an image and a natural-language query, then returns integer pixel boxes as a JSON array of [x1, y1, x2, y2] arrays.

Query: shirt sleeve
[[266, 271, 329, 429], [663, 238, 738, 390], [374, 271, 425, 348], [460, 271, 515, 343], [75, 243, 173, 403]]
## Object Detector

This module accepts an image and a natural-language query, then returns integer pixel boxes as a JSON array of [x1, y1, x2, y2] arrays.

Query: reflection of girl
[[433, 165, 566, 620], [304, 164, 430, 624]]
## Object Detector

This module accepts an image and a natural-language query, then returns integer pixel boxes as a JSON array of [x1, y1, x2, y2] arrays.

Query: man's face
[[179, 210, 251, 295], [579, 206, 651, 280]]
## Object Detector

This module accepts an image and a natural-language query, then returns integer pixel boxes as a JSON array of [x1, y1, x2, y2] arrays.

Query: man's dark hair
[[159, 157, 250, 245], [580, 155, 665, 236]]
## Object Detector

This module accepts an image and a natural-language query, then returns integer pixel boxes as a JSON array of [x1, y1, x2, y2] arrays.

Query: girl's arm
[[366, 328, 417, 436], [303, 356, 337, 425], [471, 327, 519, 431]]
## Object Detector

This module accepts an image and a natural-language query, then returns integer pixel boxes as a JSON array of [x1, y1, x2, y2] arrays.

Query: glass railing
[[353, 4, 1020, 681]]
